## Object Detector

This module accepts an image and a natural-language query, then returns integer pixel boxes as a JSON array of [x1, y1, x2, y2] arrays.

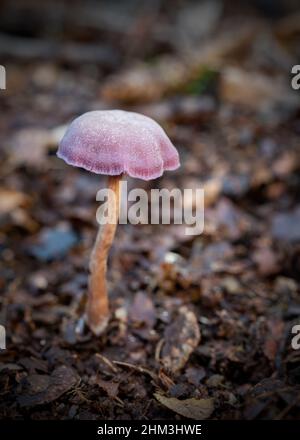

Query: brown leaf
[[161, 306, 201, 373], [0, 188, 30, 215], [154, 393, 214, 420], [18, 365, 79, 407]]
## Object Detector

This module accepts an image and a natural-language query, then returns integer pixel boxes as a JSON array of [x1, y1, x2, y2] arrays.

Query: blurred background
[[0, 0, 300, 420]]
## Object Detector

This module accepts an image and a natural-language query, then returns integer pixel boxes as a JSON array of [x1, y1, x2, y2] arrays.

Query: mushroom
[[57, 110, 180, 335]]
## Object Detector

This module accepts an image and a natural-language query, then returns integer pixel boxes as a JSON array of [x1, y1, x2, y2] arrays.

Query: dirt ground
[[0, 0, 300, 420]]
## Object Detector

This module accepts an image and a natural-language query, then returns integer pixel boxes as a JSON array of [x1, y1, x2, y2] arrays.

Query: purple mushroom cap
[[57, 110, 180, 180]]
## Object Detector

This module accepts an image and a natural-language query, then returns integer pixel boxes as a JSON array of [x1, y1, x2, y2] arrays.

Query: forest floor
[[0, 1, 300, 420]]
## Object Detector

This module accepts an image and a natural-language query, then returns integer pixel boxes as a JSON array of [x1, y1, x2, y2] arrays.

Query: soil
[[0, 0, 300, 420]]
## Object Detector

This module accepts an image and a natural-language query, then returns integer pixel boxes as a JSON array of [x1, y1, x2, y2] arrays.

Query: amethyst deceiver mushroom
[[57, 110, 180, 335]]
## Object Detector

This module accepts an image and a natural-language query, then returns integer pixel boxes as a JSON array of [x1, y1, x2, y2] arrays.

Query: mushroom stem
[[87, 174, 122, 335]]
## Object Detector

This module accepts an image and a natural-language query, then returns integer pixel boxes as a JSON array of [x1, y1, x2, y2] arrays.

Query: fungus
[[57, 110, 180, 335]]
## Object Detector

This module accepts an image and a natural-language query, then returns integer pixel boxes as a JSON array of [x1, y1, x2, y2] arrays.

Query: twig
[[95, 353, 119, 374], [113, 360, 157, 380]]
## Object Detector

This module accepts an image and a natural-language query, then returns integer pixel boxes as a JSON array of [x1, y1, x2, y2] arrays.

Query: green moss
[[185, 67, 219, 95]]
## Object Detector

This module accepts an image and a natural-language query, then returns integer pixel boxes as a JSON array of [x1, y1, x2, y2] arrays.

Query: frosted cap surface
[[57, 110, 180, 180]]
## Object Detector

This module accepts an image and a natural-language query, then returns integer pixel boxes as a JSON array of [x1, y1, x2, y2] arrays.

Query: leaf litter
[[0, 1, 300, 421]]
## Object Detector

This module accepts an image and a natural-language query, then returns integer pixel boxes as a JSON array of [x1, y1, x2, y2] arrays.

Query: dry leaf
[[161, 306, 201, 373], [17, 365, 79, 407], [154, 393, 214, 420], [0, 188, 30, 215]]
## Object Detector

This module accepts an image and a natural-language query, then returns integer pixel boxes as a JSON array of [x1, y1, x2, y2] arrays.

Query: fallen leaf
[[161, 306, 201, 373], [18, 365, 79, 407], [154, 393, 214, 419], [0, 188, 30, 215]]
